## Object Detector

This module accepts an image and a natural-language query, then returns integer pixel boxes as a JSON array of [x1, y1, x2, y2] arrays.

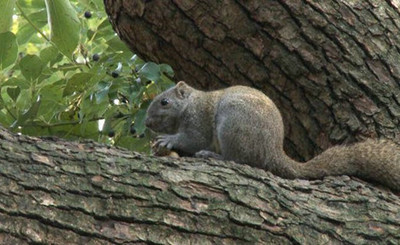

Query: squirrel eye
[[160, 98, 169, 106]]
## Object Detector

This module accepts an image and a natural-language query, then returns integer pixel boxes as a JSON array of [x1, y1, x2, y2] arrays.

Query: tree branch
[[0, 126, 399, 243]]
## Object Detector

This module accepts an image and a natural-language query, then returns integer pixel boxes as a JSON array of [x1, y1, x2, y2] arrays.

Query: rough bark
[[0, 127, 399, 244], [104, 0, 400, 161]]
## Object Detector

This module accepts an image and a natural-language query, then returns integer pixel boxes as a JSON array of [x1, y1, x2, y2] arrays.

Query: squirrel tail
[[277, 139, 400, 191]]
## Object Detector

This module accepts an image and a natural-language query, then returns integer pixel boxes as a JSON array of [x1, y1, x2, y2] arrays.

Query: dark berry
[[108, 130, 115, 137], [139, 133, 145, 138], [130, 125, 136, 135], [92, 53, 100, 61], [84, 11, 92, 18], [111, 71, 119, 78]]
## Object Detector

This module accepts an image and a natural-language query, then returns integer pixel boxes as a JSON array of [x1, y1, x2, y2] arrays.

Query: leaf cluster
[[0, 0, 174, 152]]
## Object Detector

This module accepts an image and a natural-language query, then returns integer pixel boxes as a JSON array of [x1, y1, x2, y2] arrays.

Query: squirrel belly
[[145, 81, 400, 191]]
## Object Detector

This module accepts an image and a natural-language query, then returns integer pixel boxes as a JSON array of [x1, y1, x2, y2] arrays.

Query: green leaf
[[133, 108, 147, 134], [17, 0, 46, 9], [117, 135, 150, 153], [22, 95, 41, 120], [90, 0, 103, 11], [106, 36, 132, 53], [0, 110, 14, 126], [7, 86, 20, 101], [20, 126, 49, 137], [101, 117, 112, 135], [0, 32, 18, 69], [37, 83, 65, 120], [19, 54, 44, 81], [63, 73, 95, 97], [1, 77, 30, 89], [0, 0, 16, 33], [95, 81, 111, 104], [50, 53, 64, 66], [11, 94, 41, 128], [40, 46, 59, 65], [45, 0, 80, 59], [79, 95, 108, 123], [15, 88, 32, 112], [160, 64, 174, 77], [96, 18, 114, 37], [16, 10, 48, 45], [73, 121, 99, 139], [130, 54, 144, 66], [139, 62, 161, 82]]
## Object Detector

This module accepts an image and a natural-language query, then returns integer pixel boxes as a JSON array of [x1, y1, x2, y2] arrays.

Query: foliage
[[0, 0, 174, 153]]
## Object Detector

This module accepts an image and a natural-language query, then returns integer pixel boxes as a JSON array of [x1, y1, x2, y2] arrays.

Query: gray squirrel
[[145, 81, 400, 191]]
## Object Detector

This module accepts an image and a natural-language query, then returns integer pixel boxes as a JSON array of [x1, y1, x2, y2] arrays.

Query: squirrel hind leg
[[195, 150, 224, 160]]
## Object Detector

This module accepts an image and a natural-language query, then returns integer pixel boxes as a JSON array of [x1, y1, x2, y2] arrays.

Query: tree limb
[[0, 126, 399, 244]]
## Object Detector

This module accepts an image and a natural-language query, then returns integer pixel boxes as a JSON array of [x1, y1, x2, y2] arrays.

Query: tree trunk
[[0, 127, 399, 244], [104, 0, 400, 161]]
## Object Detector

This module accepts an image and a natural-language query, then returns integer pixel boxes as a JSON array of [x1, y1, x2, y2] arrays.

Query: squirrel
[[145, 81, 400, 191]]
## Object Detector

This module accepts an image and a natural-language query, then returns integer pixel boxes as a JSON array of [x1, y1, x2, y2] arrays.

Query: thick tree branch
[[0, 126, 399, 244]]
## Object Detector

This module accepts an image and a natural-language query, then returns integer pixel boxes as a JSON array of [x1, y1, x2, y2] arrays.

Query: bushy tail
[[280, 140, 400, 191]]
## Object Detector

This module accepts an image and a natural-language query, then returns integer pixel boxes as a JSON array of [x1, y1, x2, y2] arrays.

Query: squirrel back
[[145, 81, 400, 191]]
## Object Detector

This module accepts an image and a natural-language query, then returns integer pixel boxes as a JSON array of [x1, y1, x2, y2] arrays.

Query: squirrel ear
[[175, 81, 192, 99], [176, 81, 187, 87]]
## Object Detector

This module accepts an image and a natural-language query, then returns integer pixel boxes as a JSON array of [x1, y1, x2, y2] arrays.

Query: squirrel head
[[145, 81, 194, 134]]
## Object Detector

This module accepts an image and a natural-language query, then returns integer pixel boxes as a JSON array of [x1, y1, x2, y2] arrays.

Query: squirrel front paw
[[154, 135, 176, 150]]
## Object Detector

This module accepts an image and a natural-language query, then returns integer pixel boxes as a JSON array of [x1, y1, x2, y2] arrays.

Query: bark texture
[[0, 127, 400, 244], [104, 0, 400, 161]]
